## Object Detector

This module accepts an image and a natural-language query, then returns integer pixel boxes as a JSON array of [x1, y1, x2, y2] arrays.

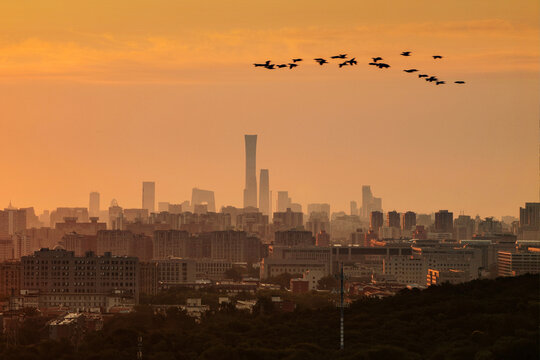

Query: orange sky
[[0, 0, 538, 218]]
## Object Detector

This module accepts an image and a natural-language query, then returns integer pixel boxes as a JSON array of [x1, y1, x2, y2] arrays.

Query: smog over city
[[0, 1, 538, 359]]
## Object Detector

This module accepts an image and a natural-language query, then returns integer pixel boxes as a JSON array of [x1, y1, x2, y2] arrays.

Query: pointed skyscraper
[[243, 135, 258, 208]]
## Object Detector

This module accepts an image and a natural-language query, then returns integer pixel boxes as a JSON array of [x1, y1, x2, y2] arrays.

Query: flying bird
[[276, 64, 287, 68], [403, 69, 418, 73], [368, 62, 379, 66], [418, 74, 428, 78], [292, 58, 303, 62], [314, 58, 328, 65], [372, 57, 383, 62], [339, 61, 349, 68], [401, 51, 411, 56], [254, 60, 271, 67], [426, 76, 437, 82], [265, 64, 275, 69], [433, 55, 443, 59], [331, 54, 347, 59], [347, 58, 357, 65], [253, 63, 266, 67], [436, 81, 446, 85], [288, 63, 298, 69], [376, 63, 390, 69], [454, 81, 466, 84]]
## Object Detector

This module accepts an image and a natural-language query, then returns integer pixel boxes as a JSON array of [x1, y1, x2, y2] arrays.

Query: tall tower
[[259, 169, 270, 216], [89, 192, 100, 218], [243, 135, 258, 208], [142, 181, 155, 213]]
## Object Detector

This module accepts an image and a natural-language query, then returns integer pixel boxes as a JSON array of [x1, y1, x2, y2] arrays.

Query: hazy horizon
[[1, 0, 538, 218]]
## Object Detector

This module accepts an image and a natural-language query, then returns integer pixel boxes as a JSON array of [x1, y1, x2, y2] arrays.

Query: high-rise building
[[370, 211, 383, 231], [350, 201, 358, 216], [142, 181, 155, 213], [191, 188, 216, 213], [0, 206, 26, 238], [277, 191, 290, 213], [361, 186, 382, 218], [89, 192, 100, 218], [307, 203, 331, 217], [454, 215, 475, 240], [158, 202, 170, 213], [243, 135, 258, 208], [402, 211, 416, 231], [387, 211, 400, 228], [435, 210, 454, 233], [259, 169, 270, 216]]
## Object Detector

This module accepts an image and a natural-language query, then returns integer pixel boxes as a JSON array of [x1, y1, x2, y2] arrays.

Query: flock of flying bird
[[253, 51, 466, 85]]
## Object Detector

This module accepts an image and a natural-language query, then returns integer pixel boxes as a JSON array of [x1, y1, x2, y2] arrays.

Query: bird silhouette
[[372, 57, 383, 62], [253, 63, 266, 67], [339, 61, 349, 68], [436, 81, 446, 85], [454, 81, 465, 84], [403, 69, 418, 73], [292, 58, 303, 62], [418, 74, 428, 78], [426, 76, 437, 82], [433, 55, 443, 59], [288, 63, 298, 69], [347, 58, 357, 65], [276, 64, 287, 68], [368, 62, 378, 66], [314, 58, 328, 65], [265, 64, 275, 69], [376, 63, 390, 69], [331, 54, 347, 59], [401, 51, 411, 56]]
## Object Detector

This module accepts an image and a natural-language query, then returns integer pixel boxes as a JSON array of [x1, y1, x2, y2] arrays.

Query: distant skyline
[[0, 0, 538, 218]]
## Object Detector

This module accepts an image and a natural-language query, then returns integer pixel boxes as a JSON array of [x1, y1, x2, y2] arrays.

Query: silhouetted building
[[50, 208, 89, 227], [108, 199, 123, 230], [370, 211, 383, 232], [97, 230, 153, 261], [519, 202, 540, 239], [191, 188, 216, 213], [123, 209, 149, 223], [402, 211, 416, 231], [350, 201, 358, 216], [307, 203, 330, 217], [21, 248, 139, 308], [142, 181, 155, 213], [454, 215, 475, 240], [89, 192, 100, 218], [387, 211, 400, 228], [435, 210, 454, 233], [277, 191, 290, 213], [0, 206, 26, 238], [61, 233, 97, 256], [361, 186, 382, 218], [243, 135, 258, 208], [259, 169, 270, 216], [273, 208, 303, 231], [306, 212, 330, 237]]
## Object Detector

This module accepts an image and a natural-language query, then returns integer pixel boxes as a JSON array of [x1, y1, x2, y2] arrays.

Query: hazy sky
[[0, 0, 538, 218]]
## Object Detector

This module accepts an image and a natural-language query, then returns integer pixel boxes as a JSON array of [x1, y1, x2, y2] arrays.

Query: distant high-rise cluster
[[0, 134, 537, 316]]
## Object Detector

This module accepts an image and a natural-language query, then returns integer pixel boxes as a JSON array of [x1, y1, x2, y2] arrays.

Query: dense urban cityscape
[[1, 0, 539, 359], [0, 134, 538, 359]]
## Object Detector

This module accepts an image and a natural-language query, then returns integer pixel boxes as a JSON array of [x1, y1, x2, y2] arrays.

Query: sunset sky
[[0, 0, 538, 218]]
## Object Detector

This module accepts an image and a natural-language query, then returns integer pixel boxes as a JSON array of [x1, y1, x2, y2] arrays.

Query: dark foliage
[[0, 275, 538, 360]]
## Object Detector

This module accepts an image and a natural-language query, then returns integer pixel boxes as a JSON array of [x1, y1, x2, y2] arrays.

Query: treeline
[[0, 274, 538, 360]]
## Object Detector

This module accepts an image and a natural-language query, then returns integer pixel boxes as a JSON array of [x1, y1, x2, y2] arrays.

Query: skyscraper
[[370, 211, 383, 231], [387, 211, 400, 228], [89, 192, 100, 218], [259, 169, 270, 216], [350, 201, 358, 216], [277, 191, 290, 212], [142, 181, 155, 213], [243, 135, 258, 208], [191, 188, 216, 212], [402, 211, 417, 231], [361, 186, 373, 218], [435, 210, 454, 233]]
